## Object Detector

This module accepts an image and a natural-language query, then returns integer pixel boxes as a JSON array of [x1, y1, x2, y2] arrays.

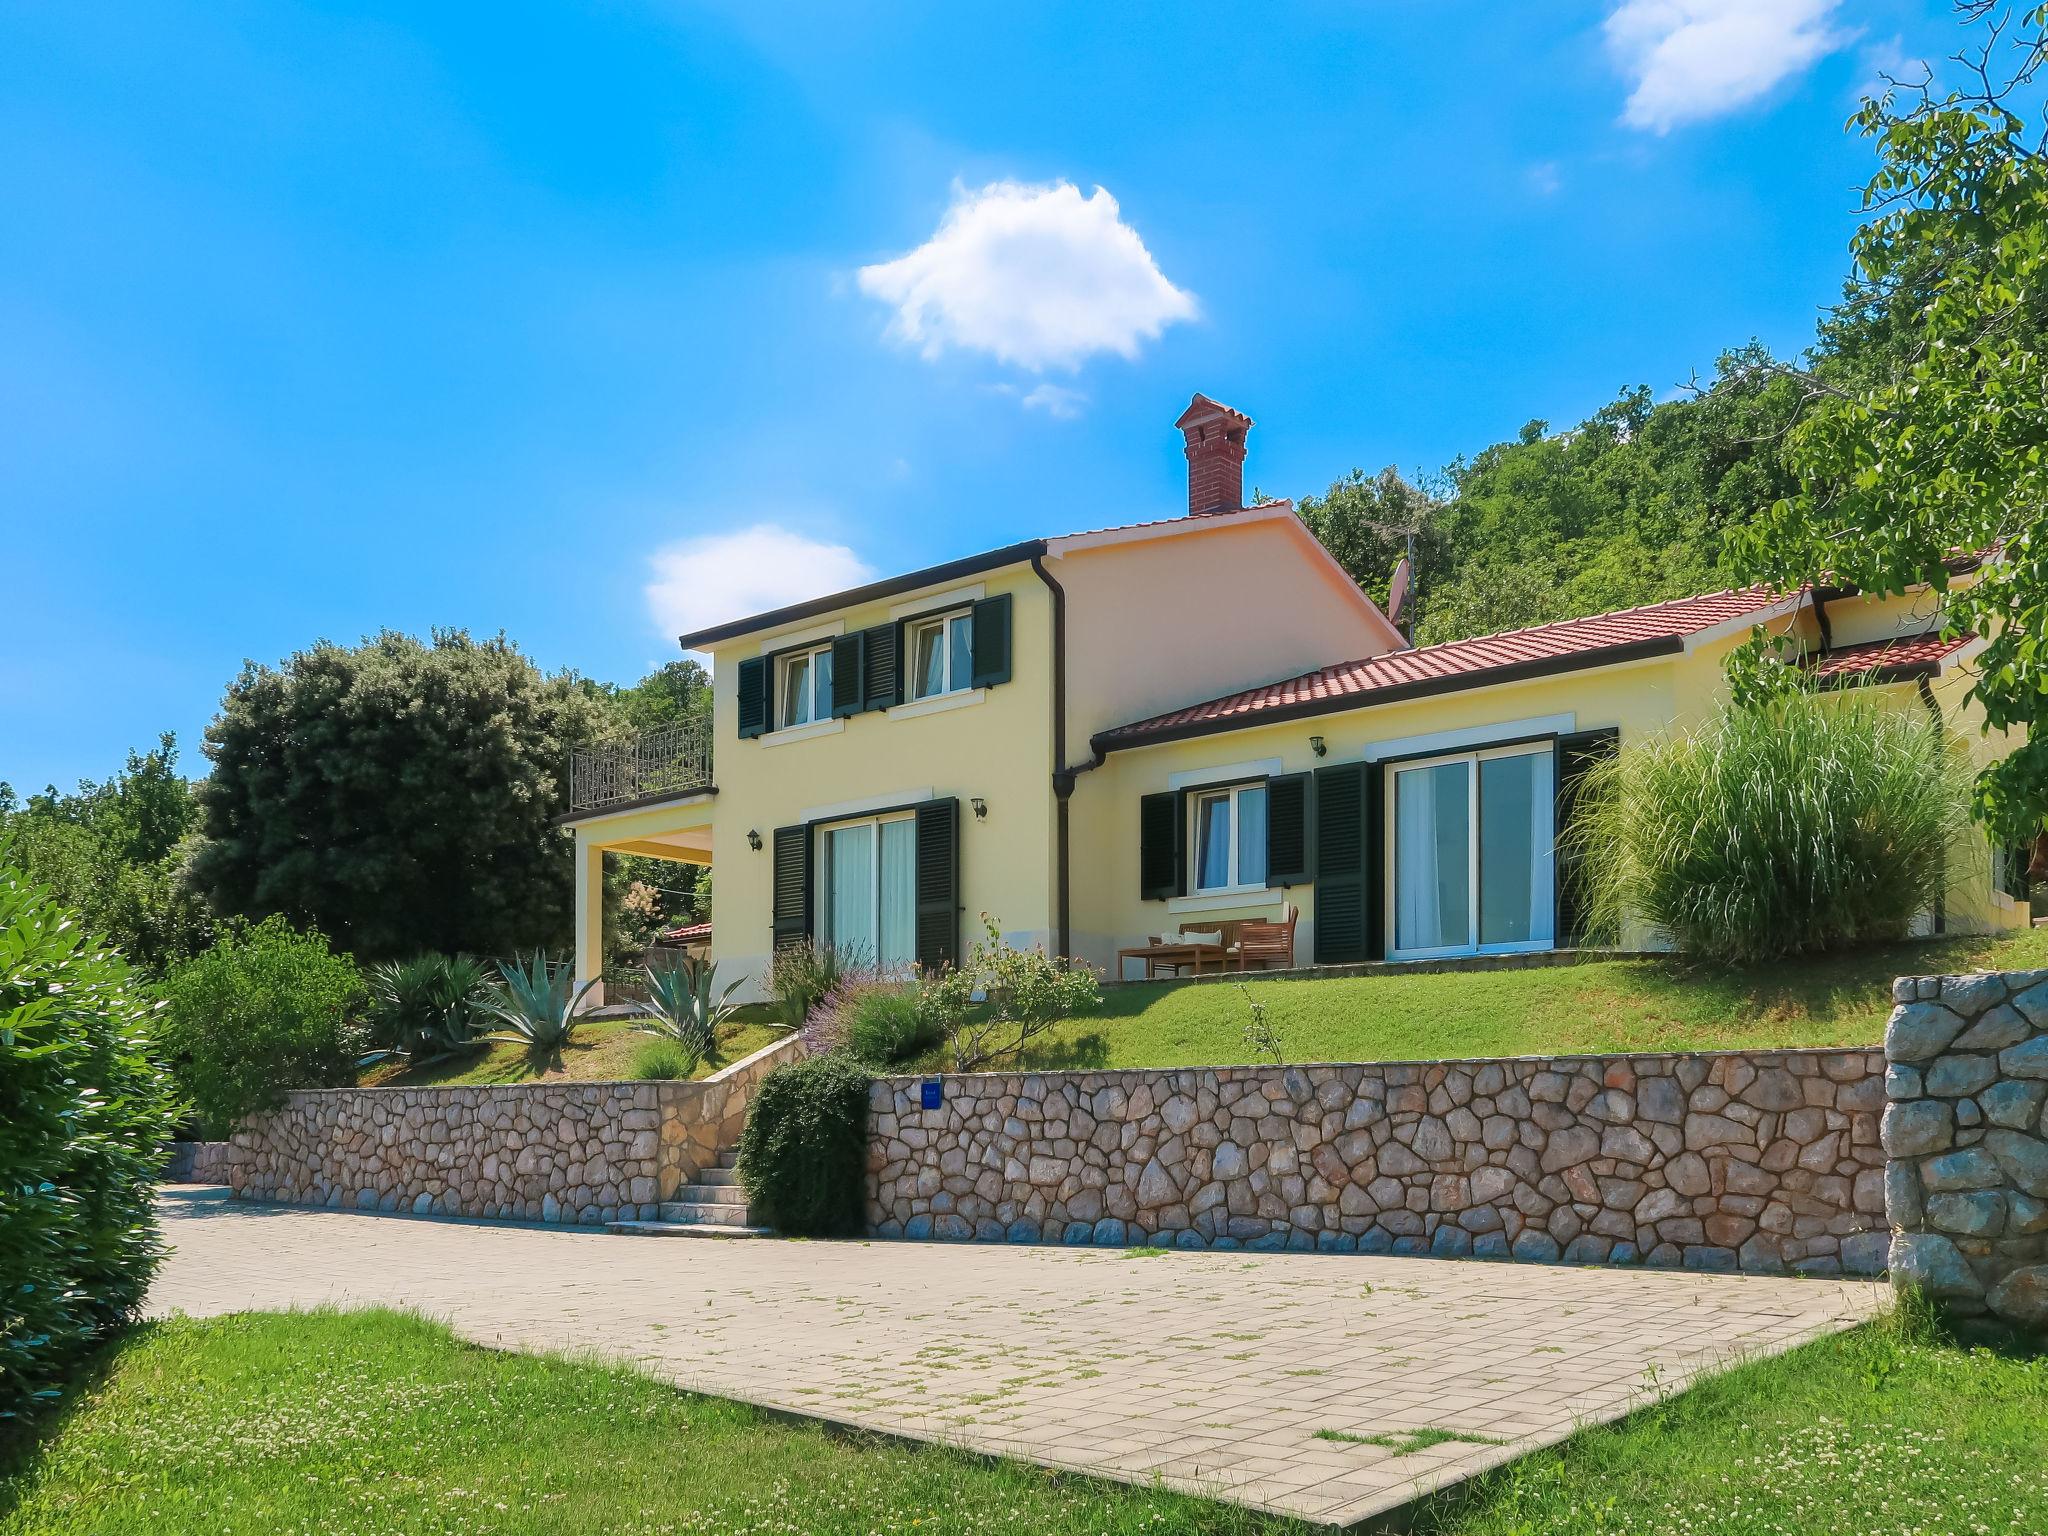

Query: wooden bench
[[1117, 905, 1298, 980]]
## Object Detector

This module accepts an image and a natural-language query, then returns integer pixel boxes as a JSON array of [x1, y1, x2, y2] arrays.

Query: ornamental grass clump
[[1573, 693, 1974, 962]]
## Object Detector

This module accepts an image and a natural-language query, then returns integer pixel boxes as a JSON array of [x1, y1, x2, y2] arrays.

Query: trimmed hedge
[[736, 1053, 872, 1236], [1, 854, 178, 1424]]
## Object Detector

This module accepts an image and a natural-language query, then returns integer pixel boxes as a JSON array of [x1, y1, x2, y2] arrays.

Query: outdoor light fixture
[[747, 828, 762, 851], [971, 797, 988, 820], [1310, 735, 1327, 758]]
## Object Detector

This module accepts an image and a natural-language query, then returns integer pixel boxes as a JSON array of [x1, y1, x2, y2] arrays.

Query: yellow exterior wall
[[700, 565, 1058, 998], [1052, 516, 1399, 741]]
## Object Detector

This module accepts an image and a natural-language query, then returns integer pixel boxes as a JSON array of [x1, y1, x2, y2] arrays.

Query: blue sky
[[4, 0, 1962, 793]]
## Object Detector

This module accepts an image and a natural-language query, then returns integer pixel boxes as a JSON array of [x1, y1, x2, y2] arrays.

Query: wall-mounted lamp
[[970, 797, 988, 821], [1309, 735, 1328, 758], [746, 828, 763, 851]]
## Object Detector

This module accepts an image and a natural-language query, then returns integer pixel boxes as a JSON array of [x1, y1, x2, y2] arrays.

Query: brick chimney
[[1175, 393, 1252, 517]]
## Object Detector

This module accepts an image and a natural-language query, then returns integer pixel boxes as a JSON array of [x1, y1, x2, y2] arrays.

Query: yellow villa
[[564, 394, 2030, 1003]]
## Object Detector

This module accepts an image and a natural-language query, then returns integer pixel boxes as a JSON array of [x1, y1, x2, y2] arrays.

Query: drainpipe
[[1918, 674, 1947, 935], [1030, 552, 1106, 960]]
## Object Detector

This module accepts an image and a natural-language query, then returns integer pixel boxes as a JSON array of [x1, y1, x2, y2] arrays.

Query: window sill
[[1169, 888, 1283, 915], [762, 717, 845, 748], [887, 687, 986, 722]]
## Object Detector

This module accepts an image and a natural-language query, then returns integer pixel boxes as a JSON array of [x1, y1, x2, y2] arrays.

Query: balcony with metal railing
[[568, 716, 715, 816]]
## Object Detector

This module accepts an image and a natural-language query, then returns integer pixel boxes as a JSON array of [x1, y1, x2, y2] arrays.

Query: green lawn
[[361, 1014, 786, 1089], [1004, 928, 2048, 1072], [4, 1309, 2041, 1536]]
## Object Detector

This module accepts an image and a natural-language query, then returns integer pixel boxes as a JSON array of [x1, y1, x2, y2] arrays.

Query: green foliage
[[627, 1039, 695, 1081], [159, 917, 365, 1136], [362, 953, 495, 1063], [0, 735, 212, 974], [0, 853, 178, 1425], [188, 630, 616, 961], [923, 915, 1102, 1072], [1238, 985, 1284, 1066], [481, 951, 596, 1058], [1739, 11, 2048, 848], [736, 1053, 873, 1236], [768, 941, 862, 1029], [633, 953, 743, 1074], [844, 985, 941, 1067], [1573, 694, 1975, 962]]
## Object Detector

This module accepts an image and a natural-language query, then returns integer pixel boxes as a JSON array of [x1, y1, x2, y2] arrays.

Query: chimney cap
[[1174, 392, 1253, 431]]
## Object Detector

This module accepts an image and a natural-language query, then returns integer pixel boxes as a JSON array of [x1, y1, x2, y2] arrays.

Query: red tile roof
[[656, 921, 711, 944], [1807, 632, 1969, 681], [1093, 586, 1791, 751]]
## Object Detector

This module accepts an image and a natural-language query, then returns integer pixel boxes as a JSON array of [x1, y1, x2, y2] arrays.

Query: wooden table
[[1116, 941, 1231, 981]]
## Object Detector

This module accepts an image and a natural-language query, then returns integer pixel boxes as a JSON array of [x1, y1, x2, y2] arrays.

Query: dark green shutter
[[770, 824, 810, 949], [1313, 762, 1376, 963], [1265, 773, 1312, 886], [861, 623, 899, 712], [736, 656, 770, 739], [914, 798, 960, 971], [1139, 791, 1182, 901], [1554, 728, 1619, 946], [969, 593, 1013, 688], [830, 633, 865, 718]]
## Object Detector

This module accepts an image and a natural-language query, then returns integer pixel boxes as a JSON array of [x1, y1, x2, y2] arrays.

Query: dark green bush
[[1574, 693, 1975, 961], [160, 915, 365, 1136], [844, 985, 941, 1066], [736, 1053, 872, 1236], [1, 852, 179, 1424], [363, 952, 495, 1062]]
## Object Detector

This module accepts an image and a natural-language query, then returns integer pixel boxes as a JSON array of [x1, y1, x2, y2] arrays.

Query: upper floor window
[[776, 643, 834, 730], [907, 610, 973, 701], [1191, 782, 1269, 893]]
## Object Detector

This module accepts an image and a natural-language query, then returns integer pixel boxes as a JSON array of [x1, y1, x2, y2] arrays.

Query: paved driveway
[[149, 1189, 1884, 1528]]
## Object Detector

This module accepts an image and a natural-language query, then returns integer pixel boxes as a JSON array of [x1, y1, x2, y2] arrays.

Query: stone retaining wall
[[1885, 969, 2048, 1330], [869, 1047, 1887, 1274], [219, 1034, 798, 1224]]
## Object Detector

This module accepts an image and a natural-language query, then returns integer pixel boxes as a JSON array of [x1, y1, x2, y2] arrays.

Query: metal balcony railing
[[569, 717, 714, 814]]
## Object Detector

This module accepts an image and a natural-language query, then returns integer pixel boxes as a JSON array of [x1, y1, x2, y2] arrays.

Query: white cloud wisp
[[647, 524, 875, 651], [857, 180, 1197, 372], [1606, 0, 1852, 133]]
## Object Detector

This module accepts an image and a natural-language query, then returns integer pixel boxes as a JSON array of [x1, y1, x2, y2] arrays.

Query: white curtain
[[1396, 761, 1470, 952], [827, 824, 875, 963], [878, 818, 916, 970]]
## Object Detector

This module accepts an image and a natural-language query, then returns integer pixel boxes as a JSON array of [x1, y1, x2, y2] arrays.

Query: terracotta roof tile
[[1094, 586, 1790, 750], [1807, 632, 1969, 680]]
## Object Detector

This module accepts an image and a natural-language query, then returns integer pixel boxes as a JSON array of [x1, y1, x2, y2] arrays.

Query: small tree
[[921, 915, 1101, 1072]]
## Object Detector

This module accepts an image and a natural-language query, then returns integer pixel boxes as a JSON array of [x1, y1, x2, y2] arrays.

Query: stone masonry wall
[[869, 1047, 1888, 1274], [1885, 969, 2048, 1330], [220, 1034, 798, 1225]]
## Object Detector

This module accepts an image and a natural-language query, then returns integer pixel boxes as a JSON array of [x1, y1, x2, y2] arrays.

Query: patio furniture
[[1235, 905, 1299, 971], [1116, 906, 1299, 980], [1116, 937, 1231, 981]]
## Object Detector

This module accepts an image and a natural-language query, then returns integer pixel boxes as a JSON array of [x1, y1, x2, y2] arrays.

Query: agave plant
[[482, 950, 600, 1057], [359, 953, 497, 1066], [634, 953, 744, 1075]]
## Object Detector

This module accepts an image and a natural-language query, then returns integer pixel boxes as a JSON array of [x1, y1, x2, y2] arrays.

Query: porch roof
[[1806, 631, 1971, 684]]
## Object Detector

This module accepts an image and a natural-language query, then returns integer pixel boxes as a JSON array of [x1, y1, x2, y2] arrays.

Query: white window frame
[[1384, 741, 1555, 962], [1187, 780, 1270, 896], [774, 642, 835, 732], [813, 810, 918, 973], [905, 610, 973, 701]]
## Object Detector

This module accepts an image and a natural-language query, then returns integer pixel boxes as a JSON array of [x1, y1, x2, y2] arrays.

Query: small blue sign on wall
[[920, 1080, 943, 1111]]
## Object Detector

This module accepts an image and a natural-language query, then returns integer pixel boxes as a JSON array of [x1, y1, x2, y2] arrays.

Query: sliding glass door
[[1388, 744, 1554, 960], [815, 813, 917, 970]]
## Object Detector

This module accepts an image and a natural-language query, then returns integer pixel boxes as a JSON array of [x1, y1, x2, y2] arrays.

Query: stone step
[[657, 1198, 754, 1224], [717, 1148, 740, 1170], [696, 1167, 742, 1186], [606, 1219, 772, 1239]]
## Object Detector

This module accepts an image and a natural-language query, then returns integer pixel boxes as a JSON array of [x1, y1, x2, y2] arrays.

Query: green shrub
[[736, 1053, 872, 1236], [363, 952, 495, 1063], [922, 914, 1102, 1071], [633, 952, 742, 1073], [823, 983, 939, 1067], [160, 916, 365, 1136], [1, 852, 179, 1424], [482, 950, 595, 1058], [767, 941, 864, 1028], [627, 1039, 695, 1081], [1574, 694, 1975, 962]]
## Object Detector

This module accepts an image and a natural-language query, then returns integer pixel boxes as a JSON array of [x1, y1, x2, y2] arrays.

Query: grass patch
[[1008, 928, 2048, 1071], [360, 1013, 784, 1088], [1422, 1305, 2048, 1535], [0, 1311, 1301, 1535], [1315, 1427, 1503, 1455]]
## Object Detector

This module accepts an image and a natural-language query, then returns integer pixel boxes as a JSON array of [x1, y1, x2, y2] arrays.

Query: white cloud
[[1020, 383, 1088, 419], [647, 524, 876, 650], [1606, 0, 1853, 133], [857, 180, 1197, 371], [1527, 161, 1563, 196]]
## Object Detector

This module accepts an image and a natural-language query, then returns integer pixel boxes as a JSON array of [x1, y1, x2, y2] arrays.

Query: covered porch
[[565, 721, 717, 1009]]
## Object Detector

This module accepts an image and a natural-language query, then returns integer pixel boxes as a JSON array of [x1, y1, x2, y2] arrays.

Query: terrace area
[[569, 717, 714, 817]]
